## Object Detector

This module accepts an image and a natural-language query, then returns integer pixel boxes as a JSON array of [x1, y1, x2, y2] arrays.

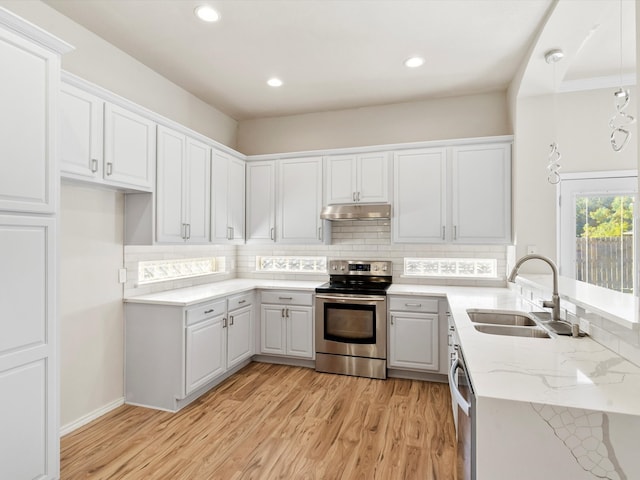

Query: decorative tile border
[[404, 257, 497, 278], [138, 257, 225, 284], [256, 256, 327, 273]]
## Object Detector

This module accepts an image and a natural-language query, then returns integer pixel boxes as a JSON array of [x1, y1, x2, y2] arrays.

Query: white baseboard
[[60, 397, 125, 437]]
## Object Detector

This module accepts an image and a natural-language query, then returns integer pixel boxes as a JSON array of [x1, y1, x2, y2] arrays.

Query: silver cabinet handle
[[223, 317, 227, 328], [352, 192, 356, 202], [230, 315, 234, 326], [405, 303, 422, 307], [318, 226, 322, 240], [454, 225, 457, 240], [357, 191, 361, 202], [204, 309, 214, 314], [442, 226, 446, 240], [91, 159, 98, 173], [285, 308, 289, 318], [390, 315, 394, 325], [281, 308, 285, 317], [186, 223, 191, 240], [238, 299, 246, 304], [279, 296, 293, 300], [182, 223, 187, 240], [106, 162, 113, 176], [270, 227, 275, 241]]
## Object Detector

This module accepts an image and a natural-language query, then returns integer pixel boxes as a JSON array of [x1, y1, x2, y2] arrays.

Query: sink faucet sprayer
[[507, 254, 561, 322]]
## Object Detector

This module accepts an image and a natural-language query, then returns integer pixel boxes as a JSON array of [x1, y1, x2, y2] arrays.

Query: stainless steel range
[[315, 259, 392, 379]]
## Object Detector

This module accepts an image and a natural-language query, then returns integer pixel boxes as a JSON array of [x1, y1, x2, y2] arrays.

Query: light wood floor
[[61, 363, 456, 479]]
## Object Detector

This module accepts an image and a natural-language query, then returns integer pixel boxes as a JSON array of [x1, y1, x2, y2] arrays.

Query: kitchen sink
[[466, 309, 538, 326], [473, 324, 551, 338]]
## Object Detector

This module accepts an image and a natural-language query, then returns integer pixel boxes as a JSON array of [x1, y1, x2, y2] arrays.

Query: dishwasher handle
[[448, 358, 470, 416]]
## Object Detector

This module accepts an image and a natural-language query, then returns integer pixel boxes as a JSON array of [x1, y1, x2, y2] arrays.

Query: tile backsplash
[[124, 220, 510, 296]]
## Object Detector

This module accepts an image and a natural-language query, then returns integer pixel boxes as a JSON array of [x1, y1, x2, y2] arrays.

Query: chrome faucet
[[508, 254, 561, 322]]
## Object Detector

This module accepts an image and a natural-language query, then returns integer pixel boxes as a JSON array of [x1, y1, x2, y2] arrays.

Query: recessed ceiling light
[[404, 56, 424, 68], [194, 5, 220, 23], [267, 78, 283, 87]]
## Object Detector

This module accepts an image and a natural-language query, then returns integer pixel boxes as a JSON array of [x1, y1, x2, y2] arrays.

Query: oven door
[[315, 293, 387, 359]]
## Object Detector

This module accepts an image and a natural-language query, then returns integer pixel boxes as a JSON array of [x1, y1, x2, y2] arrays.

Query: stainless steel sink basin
[[473, 324, 551, 338], [466, 309, 538, 326]]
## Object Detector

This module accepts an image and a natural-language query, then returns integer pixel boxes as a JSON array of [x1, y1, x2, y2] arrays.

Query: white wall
[[513, 88, 637, 271], [59, 184, 124, 431], [0, 0, 238, 147], [237, 91, 510, 155]]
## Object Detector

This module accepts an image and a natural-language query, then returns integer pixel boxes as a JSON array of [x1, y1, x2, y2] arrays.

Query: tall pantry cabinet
[[0, 8, 72, 480]]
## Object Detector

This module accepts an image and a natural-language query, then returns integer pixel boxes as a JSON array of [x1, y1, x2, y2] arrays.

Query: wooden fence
[[575, 236, 634, 293]]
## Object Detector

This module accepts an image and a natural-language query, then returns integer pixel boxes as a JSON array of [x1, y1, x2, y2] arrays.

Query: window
[[558, 172, 637, 294]]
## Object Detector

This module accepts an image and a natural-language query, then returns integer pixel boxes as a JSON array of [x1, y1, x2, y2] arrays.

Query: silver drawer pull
[[238, 299, 247, 304], [279, 296, 293, 300], [91, 158, 98, 173], [204, 309, 214, 314], [405, 303, 422, 307]]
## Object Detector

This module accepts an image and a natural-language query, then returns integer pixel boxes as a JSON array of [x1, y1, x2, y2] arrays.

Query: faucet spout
[[508, 254, 561, 322]]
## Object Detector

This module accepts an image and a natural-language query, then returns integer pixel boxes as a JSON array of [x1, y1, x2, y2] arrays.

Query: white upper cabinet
[[325, 153, 389, 204], [278, 157, 323, 244], [247, 158, 324, 244], [103, 103, 156, 191], [0, 25, 60, 214], [393, 142, 511, 244], [451, 143, 511, 244], [212, 151, 245, 244], [393, 148, 447, 243], [59, 82, 103, 180], [156, 126, 211, 243], [246, 161, 276, 243]]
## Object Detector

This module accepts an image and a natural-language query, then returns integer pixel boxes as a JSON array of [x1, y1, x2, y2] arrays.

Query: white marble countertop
[[124, 279, 324, 306], [126, 279, 640, 416], [390, 283, 640, 417]]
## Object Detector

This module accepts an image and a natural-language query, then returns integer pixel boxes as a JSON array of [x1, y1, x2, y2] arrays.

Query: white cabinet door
[[325, 155, 356, 204], [357, 153, 388, 203], [389, 312, 439, 371], [156, 126, 186, 243], [185, 138, 211, 243], [393, 148, 447, 243], [59, 82, 103, 180], [0, 215, 56, 479], [260, 305, 286, 355], [227, 306, 253, 369], [286, 306, 314, 358], [451, 143, 511, 244], [0, 28, 58, 214], [246, 161, 276, 243], [278, 157, 323, 244], [211, 151, 244, 243], [228, 157, 245, 241], [104, 103, 155, 191], [185, 315, 226, 395]]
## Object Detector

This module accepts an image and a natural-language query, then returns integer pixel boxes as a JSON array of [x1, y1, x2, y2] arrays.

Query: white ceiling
[[44, 0, 635, 121]]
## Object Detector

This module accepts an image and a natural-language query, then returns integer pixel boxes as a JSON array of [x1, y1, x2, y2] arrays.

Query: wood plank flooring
[[61, 363, 456, 479]]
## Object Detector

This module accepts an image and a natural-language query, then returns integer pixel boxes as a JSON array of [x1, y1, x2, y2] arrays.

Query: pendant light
[[609, 0, 635, 152], [545, 48, 564, 185]]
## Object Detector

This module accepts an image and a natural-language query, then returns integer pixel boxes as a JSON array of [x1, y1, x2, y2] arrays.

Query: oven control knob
[[340, 266, 345, 271], [382, 265, 388, 271], [373, 265, 378, 271], [332, 265, 337, 271]]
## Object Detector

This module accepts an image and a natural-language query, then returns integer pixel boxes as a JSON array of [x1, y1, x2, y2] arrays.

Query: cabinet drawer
[[389, 297, 439, 313], [186, 299, 226, 326], [228, 292, 253, 311], [261, 291, 313, 306]]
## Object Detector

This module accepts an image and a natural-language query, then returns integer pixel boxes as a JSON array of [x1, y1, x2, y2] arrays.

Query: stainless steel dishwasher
[[449, 347, 475, 480]]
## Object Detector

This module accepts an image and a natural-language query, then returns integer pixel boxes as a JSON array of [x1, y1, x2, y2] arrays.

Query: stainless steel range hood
[[320, 203, 391, 221]]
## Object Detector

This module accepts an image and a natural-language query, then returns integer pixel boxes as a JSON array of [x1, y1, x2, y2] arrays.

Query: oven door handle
[[448, 358, 470, 416], [316, 294, 386, 302]]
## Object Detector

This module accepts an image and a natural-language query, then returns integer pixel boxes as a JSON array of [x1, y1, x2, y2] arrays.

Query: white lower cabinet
[[388, 296, 446, 373], [260, 291, 314, 359], [125, 294, 253, 411], [185, 312, 226, 395]]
